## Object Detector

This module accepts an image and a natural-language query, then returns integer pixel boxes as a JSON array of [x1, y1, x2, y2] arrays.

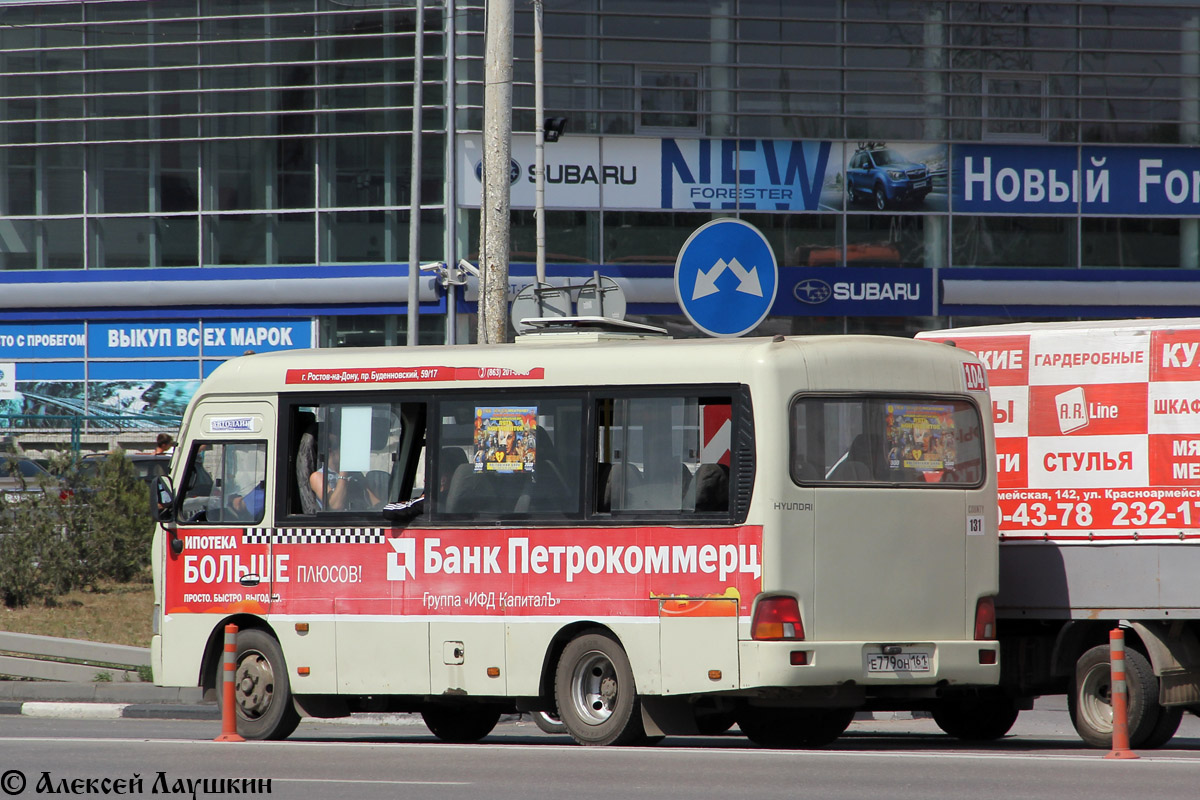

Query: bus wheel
[[1068, 644, 1153, 748], [531, 710, 567, 734], [233, 628, 300, 740], [555, 632, 644, 746], [738, 708, 854, 748], [932, 696, 1019, 741], [421, 706, 501, 743]]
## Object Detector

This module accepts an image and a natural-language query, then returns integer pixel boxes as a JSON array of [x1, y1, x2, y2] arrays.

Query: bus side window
[[595, 395, 731, 516], [286, 402, 426, 517], [434, 396, 582, 518]]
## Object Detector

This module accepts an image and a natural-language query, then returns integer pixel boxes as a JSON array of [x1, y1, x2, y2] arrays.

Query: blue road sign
[[674, 218, 778, 337]]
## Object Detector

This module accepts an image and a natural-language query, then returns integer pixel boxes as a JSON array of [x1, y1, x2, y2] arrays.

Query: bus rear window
[[791, 396, 984, 486]]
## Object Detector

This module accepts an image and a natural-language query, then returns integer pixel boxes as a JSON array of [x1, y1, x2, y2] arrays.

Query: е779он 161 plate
[[867, 652, 931, 672]]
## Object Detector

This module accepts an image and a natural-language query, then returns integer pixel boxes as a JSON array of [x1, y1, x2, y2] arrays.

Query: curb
[[0, 700, 218, 721], [0, 700, 931, 725], [0, 681, 206, 705]]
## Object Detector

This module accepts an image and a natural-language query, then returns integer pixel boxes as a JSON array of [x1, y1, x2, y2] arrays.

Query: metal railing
[[0, 413, 182, 458], [0, 632, 148, 683]]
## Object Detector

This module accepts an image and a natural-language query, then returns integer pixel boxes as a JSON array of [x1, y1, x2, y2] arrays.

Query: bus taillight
[[974, 596, 996, 640], [751, 595, 805, 641]]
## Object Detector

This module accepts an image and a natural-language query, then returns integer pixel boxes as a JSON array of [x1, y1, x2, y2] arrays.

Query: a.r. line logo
[[1056, 386, 1089, 434], [387, 537, 416, 581]]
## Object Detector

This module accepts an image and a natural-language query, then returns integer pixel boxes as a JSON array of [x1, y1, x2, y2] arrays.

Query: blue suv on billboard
[[846, 144, 930, 210]]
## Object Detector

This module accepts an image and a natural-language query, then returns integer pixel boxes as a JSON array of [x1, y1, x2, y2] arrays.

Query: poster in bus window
[[885, 403, 956, 478], [474, 406, 537, 473]]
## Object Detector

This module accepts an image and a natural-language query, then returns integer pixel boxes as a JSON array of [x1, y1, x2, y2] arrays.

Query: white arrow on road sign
[[691, 257, 764, 300], [675, 218, 778, 338]]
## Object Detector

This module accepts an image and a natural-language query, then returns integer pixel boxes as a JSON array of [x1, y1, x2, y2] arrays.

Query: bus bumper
[[739, 640, 1001, 690]]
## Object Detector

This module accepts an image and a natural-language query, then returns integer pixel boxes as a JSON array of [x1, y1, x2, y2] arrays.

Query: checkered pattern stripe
[[241, 528, 386, 545]]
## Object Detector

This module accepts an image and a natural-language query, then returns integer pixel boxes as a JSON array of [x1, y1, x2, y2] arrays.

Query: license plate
[[868, 652, 931, 672], [912, 180, 928, 188]]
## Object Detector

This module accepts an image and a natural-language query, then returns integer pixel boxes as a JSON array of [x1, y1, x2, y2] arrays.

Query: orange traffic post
[[214, 623, 245, 743], [1105, 627, 1138, 760]]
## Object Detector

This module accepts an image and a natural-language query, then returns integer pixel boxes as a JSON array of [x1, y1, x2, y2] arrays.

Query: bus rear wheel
[[738, 707, 854, 748], [932, 696, 1020, 741], [233, 628, 300, 741], [554, 631, 644, 746], [421, 706, 501, 742], [531, 710, 567, 734], [695, 709, 737, 736]]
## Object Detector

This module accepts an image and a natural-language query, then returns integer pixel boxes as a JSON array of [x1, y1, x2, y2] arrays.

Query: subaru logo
[[473, 159, 522, 185], [793, 279, 832, 304]]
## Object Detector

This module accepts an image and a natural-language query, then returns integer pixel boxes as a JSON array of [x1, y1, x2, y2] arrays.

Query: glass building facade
[[3, 0, 1200, 415]]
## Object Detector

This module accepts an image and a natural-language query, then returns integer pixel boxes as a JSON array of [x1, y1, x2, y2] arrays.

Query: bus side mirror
[[153, 476, 185, 555], [153, 475, 176, 522]]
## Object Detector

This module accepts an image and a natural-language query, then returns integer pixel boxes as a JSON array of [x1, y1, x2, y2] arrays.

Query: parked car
[[76, 452, 172, 488], [0, 457, 56, 502], [846, 145, 931, 210]]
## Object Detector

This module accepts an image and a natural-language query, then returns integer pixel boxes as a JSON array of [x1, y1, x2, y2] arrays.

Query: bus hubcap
[[235, 651, 275, 718], [571, 651, 618, 725]]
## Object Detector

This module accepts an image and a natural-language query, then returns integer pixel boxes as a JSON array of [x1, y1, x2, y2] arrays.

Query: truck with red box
[[918, 319, 1200, 748]]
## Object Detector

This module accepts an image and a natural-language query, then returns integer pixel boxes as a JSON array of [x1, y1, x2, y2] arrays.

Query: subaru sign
[[674, 219, 778, 337], [774, 267, 935, 317]]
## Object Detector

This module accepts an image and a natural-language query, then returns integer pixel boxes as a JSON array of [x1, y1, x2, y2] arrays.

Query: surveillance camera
[[457, 259, 481, 278]]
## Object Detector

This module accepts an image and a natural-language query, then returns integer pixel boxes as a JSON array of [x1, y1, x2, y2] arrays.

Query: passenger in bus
[[309, 441, 382, 511], [294, 415, 321, 513]]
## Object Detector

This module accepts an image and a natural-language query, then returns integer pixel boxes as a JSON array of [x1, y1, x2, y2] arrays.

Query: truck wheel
[[932, 696, 1019, 741], [554, 631, 644, 746], [421, 705, 501, 742], [1068, 643, 1154, 748], [873, 185, 888, 211], [1122, 647, 1182, 749], [1140, 705, 1183, 749], [233, 628, 301, 740], [738, 708, 854, 748]]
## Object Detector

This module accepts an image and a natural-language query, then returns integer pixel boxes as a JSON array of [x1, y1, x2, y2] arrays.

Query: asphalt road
[[2, 703, 1200, 800]]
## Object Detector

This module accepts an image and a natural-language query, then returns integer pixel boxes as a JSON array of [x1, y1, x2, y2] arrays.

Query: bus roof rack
[[516, 316, 668, 338]]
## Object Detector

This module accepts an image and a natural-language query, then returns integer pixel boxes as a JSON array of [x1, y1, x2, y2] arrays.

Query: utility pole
[[405, 0, 424, 346], [477, 0, 513, 344], [533, 0, 546, 285]]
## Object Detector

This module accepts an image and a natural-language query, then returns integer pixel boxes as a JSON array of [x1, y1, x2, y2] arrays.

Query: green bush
[[0, 450, 153, 608], [77, 451, 155, 584]]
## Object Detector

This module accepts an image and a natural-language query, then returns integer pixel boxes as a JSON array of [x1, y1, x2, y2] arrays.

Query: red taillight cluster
[[974, 596, 996, 641], [751, 595, 805, 641]]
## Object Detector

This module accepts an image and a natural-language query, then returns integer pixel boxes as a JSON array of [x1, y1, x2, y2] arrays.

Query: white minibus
[[152, 326, 1000, 746]]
